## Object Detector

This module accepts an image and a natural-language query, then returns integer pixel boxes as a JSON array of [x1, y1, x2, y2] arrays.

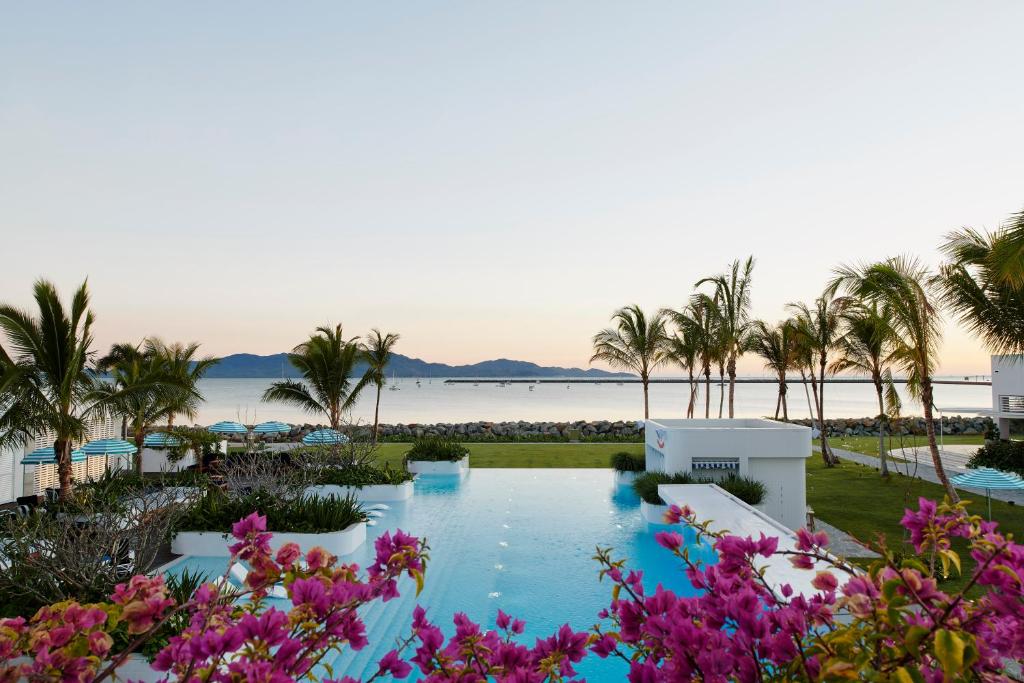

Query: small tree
[[591, 305, 669, 419]]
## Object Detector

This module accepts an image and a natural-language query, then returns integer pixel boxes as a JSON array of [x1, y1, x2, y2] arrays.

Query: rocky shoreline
[[215, 415, 995, 442]]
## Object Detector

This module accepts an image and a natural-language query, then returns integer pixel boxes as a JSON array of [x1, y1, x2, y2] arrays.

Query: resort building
[[644, 418, 812, 531], [0, 415, 120, 503], [991, 355, 1024, 440]]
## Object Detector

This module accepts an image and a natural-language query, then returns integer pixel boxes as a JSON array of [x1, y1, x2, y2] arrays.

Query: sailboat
[[389, 371, 400, 391]]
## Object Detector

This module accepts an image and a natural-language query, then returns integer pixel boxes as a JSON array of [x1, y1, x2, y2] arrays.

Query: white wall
[[644, 418, 811, 530], [992, 355, 1024, 439]]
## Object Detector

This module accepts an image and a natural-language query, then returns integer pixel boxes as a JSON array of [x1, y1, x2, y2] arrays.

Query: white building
[[644, 418, 812, 531], [992, 355, 1024, 440], [0, 415, 120, 503]]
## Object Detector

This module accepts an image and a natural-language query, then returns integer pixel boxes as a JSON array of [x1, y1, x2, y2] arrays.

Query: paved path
[[814, 519, 879, 559], [824, 447, 1024, 506]]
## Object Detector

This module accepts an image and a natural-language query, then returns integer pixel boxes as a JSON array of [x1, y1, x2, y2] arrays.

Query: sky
[[2, 2, 1023, 375]]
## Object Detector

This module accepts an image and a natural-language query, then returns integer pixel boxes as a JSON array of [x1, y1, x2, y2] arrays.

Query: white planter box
[[640, 501, 671, 525], [140, 447, 195, 473], [305, 481, 413, 502], [407, 456, 469, 475], [614, 471, 638, 486], [172, 522, 366, 557]]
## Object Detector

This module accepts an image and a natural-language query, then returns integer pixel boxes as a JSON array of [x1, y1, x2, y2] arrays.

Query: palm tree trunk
[[808, 366, 834, 466], [874, 377, 888, 476], [817, 362, 836, 466], [773, 390, 781, 419], [727, 353, 737, 418], [717, 366, 725, 418], [372, 384, 382, 445], [781, 377, 789, 421], [800, 369, 814, 418], [134, 427, 145, 475], [55, 438, 73, 500], [686, 368, 696, 418], [704, 368, 711, 419], [922, 379, 959, 501], [642, 376, 650, 420]]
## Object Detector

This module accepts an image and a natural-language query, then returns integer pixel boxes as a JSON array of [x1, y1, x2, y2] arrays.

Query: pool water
[[166, 469, 714, 680]]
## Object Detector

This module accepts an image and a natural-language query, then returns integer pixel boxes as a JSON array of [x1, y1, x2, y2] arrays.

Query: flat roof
[[658, 483, 845, 598], [647, 418, 811, 431]]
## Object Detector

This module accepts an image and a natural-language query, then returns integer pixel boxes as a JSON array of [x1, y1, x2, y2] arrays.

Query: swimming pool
[[165, 469, 715, 680]]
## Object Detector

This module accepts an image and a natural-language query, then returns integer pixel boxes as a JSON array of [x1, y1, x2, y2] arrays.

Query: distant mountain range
[[201, 353, 633, 379]]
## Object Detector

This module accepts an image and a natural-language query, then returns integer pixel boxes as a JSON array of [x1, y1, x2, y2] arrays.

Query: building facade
[[991, 355, 1024, 440]]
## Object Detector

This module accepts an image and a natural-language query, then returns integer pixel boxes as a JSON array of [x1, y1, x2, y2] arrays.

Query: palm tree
[[696, 257, 754, 418], [146, 339, 219, 429], [262, 324, 368, 431], [663, 332, 698, 418], [363, 329, 401, 444], [0, 280, 100, 498], [688, 296, 719, 419], [590, 305, 669, 419], [829, 303, 901, 476], [831, 257, 959, 501], [939, 212, 1024, 357], [93, 350, 187, 474], [788, 293, 847, 467], [749, 319, 796, 420]]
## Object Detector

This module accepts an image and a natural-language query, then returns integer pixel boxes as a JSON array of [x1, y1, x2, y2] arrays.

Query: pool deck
[[659, 484, 847, 598]]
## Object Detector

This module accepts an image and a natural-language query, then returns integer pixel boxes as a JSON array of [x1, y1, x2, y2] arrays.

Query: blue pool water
[[166, 469, 715, 680]]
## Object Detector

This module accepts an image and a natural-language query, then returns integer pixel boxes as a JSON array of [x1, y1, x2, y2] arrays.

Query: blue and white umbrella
[[143, 432, 183, 448], [208, 421, 248, 435], [951, 467, 1024, 519], [81, 438, 139, 470], [81, 439, 139, 457], [252, 421, 291, 435], [302, 428, 349, 446], [21, 446, 86, 465]]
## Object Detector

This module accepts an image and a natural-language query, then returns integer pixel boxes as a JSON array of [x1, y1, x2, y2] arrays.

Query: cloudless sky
[[2, 2, 1022, 374]]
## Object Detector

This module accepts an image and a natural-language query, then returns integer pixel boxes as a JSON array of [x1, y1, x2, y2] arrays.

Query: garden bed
[[172, 523, 366, 557]]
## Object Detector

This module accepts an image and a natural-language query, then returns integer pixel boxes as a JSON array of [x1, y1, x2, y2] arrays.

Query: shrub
[[611, 451, 645, 472], [632, 471, 695, 504], [715, 474, 766, 506], [404, 437, 470, 462], [175, 489, 366, 534], [967, 439, 1024, 476], [317, 463, 414, 487]]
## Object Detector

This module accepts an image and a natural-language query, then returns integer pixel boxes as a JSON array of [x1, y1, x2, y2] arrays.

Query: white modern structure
[[0, 415, 120, 503], [992, 355, 1024, 440], [644, 418, 811, 530]]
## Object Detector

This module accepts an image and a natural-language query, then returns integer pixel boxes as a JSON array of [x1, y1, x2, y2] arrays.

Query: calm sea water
[[193, 377, 992, 425]]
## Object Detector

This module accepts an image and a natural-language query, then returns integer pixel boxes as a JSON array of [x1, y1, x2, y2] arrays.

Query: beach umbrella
[[81, 438, 140, 472], [207, 421, 248, 436], [252, 421, 291, 435], [21, 446, 86, 465], [143, 432, 183, 448], [302, 428, 349, 446], [950, 467, 1024, 519]]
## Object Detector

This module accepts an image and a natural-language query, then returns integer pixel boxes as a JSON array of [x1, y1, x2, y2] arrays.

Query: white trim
[[407, 456, 469, 475], [172, 522, 366, 557], [304, 481, 414, 502]]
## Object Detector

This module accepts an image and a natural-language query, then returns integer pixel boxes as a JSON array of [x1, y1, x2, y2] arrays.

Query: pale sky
[[2, 2, 1022, 375]]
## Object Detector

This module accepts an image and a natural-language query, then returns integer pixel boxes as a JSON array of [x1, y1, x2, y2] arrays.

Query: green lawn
[[372, 442, 643, 469], [815, 434, 984, 459], [805, 456, 1022, 593]]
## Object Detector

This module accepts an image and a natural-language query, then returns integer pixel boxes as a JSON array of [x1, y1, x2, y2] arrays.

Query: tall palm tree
[[663, 332, 698, 418], [363, 329, 401, 444], [939, 213, 1024, 357], [788, 293, 847, 467], [831, 257, 959, 501], [748, 319, 796, 420], [696, 257, 754, 418], [663, 302, 711, 419], [0, 280, 100, 498], [689, 296, 719, 419], [93, 350, 188, 474], [590, 305, 669, 420], [146, 339, 219, 429], [262, 324, 368, 431], [829, 303, 901, 476]]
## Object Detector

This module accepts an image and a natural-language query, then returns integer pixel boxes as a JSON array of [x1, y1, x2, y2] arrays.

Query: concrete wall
[[992, 355, 1024, 439], [140, 448, 196, 474]]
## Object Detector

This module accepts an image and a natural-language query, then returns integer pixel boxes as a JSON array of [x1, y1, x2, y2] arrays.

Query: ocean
[[192, 377, 992, 425]]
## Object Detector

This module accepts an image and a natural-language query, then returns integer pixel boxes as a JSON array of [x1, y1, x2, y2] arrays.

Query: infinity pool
[[165, 469, 715, 680]]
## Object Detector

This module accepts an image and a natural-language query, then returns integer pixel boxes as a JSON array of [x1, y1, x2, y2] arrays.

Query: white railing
[[999, 395, 1024, 414]]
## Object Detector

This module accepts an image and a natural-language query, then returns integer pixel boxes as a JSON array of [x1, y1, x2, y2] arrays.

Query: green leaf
[[933, 629, 965, 678]]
